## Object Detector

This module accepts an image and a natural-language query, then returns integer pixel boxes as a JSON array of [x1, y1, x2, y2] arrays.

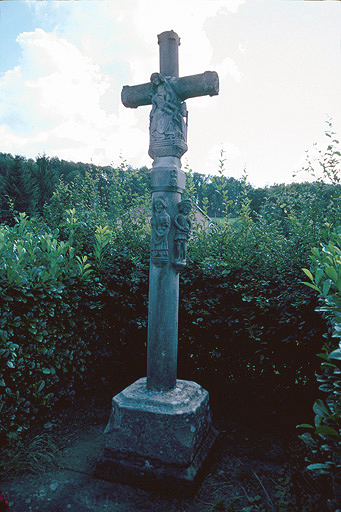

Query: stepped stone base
[[95, 378, 219, 496]]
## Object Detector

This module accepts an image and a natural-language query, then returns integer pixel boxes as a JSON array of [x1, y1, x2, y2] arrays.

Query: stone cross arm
[[121, 70, 219, 109]]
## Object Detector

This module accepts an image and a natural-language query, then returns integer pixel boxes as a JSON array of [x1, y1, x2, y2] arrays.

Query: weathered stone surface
[[158, 30, 180, 78], [121, 32, 219, 390], [150, 197, 171, 265], [174, 199, 192, 270], [96, 426, 219, 497], [150, 166, 186, 193], [147, 260, 179, 390], [121, 71, 219, 109], [104, 378, 213, 466], [147, 155, 184, 390], [148, 72, 188, 160]]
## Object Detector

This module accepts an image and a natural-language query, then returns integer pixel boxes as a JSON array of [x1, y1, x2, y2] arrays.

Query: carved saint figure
[[149, 72, 188, 159], [151, 197, 170, 265], [174, 199, 192, 267]]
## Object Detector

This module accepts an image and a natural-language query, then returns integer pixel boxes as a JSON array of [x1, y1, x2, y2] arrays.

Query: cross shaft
[[121, 31, 219, 392]]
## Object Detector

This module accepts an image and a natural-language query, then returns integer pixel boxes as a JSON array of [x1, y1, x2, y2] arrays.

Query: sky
[[0, 0, 340, 188]]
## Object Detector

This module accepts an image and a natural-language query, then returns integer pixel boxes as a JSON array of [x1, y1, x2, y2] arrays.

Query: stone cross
[[122, 30, 219, 392]]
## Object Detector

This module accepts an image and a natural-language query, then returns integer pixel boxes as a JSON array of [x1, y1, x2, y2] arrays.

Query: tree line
[[1, 151, 340, 228]]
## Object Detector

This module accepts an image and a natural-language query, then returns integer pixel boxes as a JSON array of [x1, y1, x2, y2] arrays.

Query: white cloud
[[1, 0, 340, 187], [207, 141, 243, 176], [17, 29, 109, 123], [58, 0, 246, 82], [0, 0, 246, 169], [20, 0, 246, 170], [128, 0, 246, 78], [0, 28, 147, 165], [217, 57, 242, 83]]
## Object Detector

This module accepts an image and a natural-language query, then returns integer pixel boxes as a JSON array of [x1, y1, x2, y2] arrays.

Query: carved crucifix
[[122, 30, 219, 392]]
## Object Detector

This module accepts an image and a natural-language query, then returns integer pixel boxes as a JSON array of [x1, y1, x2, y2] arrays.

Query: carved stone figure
[[151, 197, 170, 265], [174, 199, 192, 270], [148, 72, 188, 159]]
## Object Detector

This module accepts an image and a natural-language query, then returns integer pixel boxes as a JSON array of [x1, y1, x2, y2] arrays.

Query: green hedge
[[1, 183, 339, 443], [177, 207, 328, 411], [298, 227, 341, 505], [0, 214, 103, 443]]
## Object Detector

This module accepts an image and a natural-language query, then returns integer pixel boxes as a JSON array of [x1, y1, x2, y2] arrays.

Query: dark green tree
[[31, 154, 59, 214], [0, 155, 38, 222]]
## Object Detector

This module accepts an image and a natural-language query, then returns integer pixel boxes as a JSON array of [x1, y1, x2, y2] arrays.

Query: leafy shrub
[[1, 150, 340, 446], [298, 227, 341, 506], [178, 199, 328, 412], [0, 202, 153, 443], [0, 213, 100, 443], [298, 117, 340, 186]]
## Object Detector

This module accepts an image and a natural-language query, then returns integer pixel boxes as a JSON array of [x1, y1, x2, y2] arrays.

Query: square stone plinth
[[95, 378, 218, 494]]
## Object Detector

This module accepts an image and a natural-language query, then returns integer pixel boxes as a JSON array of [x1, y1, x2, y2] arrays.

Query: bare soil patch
[[0, 395, 327, 512]]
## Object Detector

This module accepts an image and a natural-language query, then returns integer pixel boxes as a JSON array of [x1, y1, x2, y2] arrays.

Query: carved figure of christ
[[121, 30, 219, 392]]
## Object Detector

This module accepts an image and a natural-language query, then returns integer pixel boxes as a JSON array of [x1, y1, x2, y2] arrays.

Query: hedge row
[[0, 186, 338, 443], [0, 214, 105, 443]]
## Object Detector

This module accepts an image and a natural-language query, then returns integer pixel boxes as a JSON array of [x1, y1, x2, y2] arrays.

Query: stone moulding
[[95, 428, 219, 497], [150, 167, 186, 193], [148, 138, 188, 160]]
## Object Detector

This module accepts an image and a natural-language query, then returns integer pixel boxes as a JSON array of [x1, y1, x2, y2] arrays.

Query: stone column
[[147, 156, 185, 391]]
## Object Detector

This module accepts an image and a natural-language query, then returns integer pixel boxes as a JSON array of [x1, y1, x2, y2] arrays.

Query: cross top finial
[[157, 30, 180, 77]]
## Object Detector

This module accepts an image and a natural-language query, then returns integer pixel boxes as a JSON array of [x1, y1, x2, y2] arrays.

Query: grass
[[210, 217, 239, 226], [1, 432, 60, 476]]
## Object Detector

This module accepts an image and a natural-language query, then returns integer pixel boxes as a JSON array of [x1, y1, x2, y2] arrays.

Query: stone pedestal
[[95, 378, 218, 495]]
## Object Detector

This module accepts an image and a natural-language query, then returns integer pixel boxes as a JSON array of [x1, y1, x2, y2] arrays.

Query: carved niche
[[173, 199, 192, 271], [151, 197, 170, 266], [148, 72, 188, 160]]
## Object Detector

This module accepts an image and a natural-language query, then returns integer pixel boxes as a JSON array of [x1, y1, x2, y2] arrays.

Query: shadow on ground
[[0, 396, 328, 512]]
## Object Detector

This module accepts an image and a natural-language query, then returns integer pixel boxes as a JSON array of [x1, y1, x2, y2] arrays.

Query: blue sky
[[0, 0, 340, 187]]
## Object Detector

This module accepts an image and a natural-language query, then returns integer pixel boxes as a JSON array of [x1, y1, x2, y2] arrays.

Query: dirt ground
[[0, 395, 328, 512]]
